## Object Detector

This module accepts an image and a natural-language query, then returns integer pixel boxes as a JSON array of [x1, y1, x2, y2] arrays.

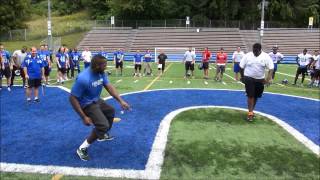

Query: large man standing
[[240, 43, 274, 121], [69, 54, 130, 161], [11, 46, 28, 87], [22, 47, 45, 102]]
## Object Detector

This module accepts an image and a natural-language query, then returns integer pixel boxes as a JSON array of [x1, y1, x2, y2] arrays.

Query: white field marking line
[[204, 81, 208, 85], [143, 63, 173, 91], [116, 79, 123, 83], [276, 71, 311, 81], [134, 80, 139, 83], [2, 88, 318, 179], [222, 81, 227, 85]]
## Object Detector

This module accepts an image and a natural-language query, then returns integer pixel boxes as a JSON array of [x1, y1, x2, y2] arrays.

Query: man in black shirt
[[157, 50, 168, 75]]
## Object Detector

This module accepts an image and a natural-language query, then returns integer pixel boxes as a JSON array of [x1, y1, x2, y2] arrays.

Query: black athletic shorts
[[244, 76, 264, 98], [83, 99, 115, 139], [1, 66, 11, 78], [202, 62, 209, 70], [314, 69, 320, 78], [116, 61, 123, 68], [158, 62, 165, 71], [296, 66, 308, 75], [185, 61, 194, 71], [44, 66, 51, 76], [58, 67, 66, 74], [216, 65, 225, 73], [134, 64, 142, 70], [28, 78, 42, 88]]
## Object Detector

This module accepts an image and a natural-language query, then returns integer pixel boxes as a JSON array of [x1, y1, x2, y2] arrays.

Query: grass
[[161, 108, 319, 179]]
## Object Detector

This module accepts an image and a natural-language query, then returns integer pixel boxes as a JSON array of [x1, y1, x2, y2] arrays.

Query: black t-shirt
[[158, 53, 167, 64]]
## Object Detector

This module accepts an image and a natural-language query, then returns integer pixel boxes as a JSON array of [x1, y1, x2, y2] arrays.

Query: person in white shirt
[[232, 46, 245, 81], [309, 50, 320, 87], [268, 46, 284, 81], [81, 47, 92, 69], [11, 46, 28, 87], [293, 48, 312, 85], [240, 43, 274, 121], [183, 47, 196, 78]]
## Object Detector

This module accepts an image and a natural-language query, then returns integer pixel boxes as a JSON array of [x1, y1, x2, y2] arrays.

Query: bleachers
[[240, 28, 320, 55], [77, 27, 319, 63]]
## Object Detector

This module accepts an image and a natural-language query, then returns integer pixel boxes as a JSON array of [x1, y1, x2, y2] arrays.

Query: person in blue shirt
[[70, 54, 130, 161], [143, 49, 153, 76], [133, 50, 143, 77], [38, 44, 51, 85], [98, 46, 108, 60], [0, 44, 12, 91], [22, 47, 44, 102], [55, 47, 68, 84], [71, 48, 81, 77], [113, 48, 124, 76]]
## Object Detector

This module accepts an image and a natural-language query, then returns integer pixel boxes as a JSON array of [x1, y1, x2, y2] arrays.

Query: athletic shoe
[[34, 98, 40, 103], [247, 112, 254, 122], [97, 133, 114, 142], [76, 148, 89, 161], [27, 98, 32, 103], [7, 87, 11, 92]]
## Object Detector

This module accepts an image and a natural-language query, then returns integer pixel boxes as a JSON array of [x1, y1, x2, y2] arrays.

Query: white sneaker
[[7, 87, 11, 91]]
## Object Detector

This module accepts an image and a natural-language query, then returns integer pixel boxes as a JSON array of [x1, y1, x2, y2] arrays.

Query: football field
[[1, 62, 319, 180]]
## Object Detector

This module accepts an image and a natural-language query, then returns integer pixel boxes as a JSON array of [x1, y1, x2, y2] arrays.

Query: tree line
[[1, 0, 319, 34]]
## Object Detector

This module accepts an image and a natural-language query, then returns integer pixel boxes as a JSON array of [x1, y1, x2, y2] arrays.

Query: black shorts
[[202, 62, 209, 70], [158, 62, 166, 70], [185, 61, 194, 71], [1, 66, 11, 78], [216, 65, 225, 73], [314, 69, 320, 78], [58, 67, 66, 74], [134, 64, 142, 70], [244, 76, 264, 98], [83, 99, 115, 139], [297, 67, 308, 75], [28, 78, 42, 88], [116, 61, 123, 68], [44, 66, 51, 76]]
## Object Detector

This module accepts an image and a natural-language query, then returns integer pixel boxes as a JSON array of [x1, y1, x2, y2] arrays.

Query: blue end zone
[[1, 87, 319, 170]]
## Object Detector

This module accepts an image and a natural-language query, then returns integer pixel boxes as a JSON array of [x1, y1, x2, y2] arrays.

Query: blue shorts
[[233, 63, 240, 73], [274, 63, 278, 72]]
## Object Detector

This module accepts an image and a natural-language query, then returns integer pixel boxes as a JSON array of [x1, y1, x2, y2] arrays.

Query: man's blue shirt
[[71, 67, 109, 108], [22, 54, 44, 79]]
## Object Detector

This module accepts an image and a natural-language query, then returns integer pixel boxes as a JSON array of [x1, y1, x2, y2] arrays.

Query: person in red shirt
[[202, 47, 211, 79], [215, 47, 228, 81]]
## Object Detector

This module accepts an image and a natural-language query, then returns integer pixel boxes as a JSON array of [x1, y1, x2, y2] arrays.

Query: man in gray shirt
[[11, 46, 28, 87]]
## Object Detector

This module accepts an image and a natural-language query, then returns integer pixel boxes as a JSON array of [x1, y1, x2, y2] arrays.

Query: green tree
[[0, 0, 31, 34]]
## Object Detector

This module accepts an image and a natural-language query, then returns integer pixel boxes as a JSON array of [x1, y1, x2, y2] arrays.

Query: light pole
[[47, 0, 52, 50], [259, 0, 265, 45]]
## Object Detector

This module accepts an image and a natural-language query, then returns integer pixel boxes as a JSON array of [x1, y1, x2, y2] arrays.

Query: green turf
[[160, 108, 320, 179]]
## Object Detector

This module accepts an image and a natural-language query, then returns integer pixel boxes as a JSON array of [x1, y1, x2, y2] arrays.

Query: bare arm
[[104, 84, 130, 110]]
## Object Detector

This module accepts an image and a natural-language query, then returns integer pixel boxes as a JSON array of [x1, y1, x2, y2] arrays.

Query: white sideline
[[1, 88, 319, 179], [276, 71, 311, 81]]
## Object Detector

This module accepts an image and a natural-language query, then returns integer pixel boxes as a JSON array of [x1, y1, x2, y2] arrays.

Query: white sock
[[79, 139, 90, 149]]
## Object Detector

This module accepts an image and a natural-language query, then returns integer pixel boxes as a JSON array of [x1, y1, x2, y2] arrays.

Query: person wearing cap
[[215, 47, 228, 82], [268, 46, 284, 82], [293, 48, 312, 86]]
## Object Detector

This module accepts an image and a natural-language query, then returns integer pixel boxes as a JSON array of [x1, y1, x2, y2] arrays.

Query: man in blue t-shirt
[[22, 47, 44, 102], [71, 48, 81, 77], [38, 44, 51, 85], [70, 54, 130, 161], [113, 48, 124, 76], [0, 44, 12, 91], [133, 50, 143, 77]]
